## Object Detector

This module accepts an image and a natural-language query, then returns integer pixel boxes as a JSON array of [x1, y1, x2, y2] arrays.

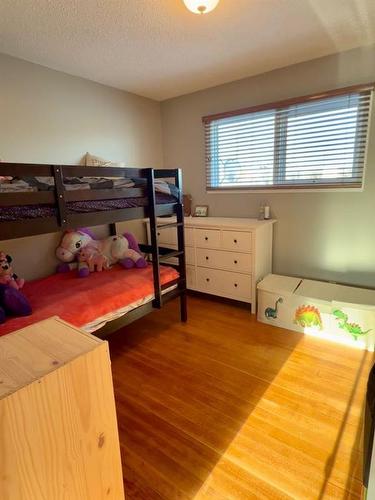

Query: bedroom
[[0, 0, 375, 498]]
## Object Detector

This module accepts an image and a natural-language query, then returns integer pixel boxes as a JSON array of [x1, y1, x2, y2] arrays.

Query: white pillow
[[83, 152, 112, 167], [82, 153, 126, 178]]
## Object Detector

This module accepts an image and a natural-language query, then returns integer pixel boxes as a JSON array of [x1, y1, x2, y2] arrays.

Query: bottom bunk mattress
[[0, 264, 179, 336]]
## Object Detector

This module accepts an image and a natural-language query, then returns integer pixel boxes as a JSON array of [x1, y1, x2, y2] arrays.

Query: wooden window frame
[[203, 83, 374, 192]]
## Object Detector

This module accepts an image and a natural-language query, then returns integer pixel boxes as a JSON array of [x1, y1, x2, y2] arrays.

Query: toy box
[[257, 274, 375, 351]]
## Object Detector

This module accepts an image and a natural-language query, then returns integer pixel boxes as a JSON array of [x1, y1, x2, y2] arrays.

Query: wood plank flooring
[[108, 295, 374, 499]]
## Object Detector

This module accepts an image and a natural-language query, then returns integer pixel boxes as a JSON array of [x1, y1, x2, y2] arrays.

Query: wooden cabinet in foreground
[[0, 317, 124, 500]]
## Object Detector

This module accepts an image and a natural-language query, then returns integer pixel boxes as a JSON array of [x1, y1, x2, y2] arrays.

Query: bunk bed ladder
[[147, 167, 187, 321], [154, 169, 187, 321], [175, 169, 187, 322], [146, 169, 162, 309]]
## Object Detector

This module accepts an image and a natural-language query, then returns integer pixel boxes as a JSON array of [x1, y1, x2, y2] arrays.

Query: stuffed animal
[[0, 284, 32, 324], [0, 252, 25, 290], [77, 245, 111, 273], [56, 228, 147, 277]]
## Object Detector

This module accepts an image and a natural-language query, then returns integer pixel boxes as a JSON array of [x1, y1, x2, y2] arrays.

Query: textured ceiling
[[0, 0, 374, 101]]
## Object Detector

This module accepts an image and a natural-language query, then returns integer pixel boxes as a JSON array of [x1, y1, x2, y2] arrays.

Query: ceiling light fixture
[[183, 0, 220, 14]]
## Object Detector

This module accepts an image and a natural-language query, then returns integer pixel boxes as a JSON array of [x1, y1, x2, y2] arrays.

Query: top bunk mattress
[[0, 264, 179, 336], [0, 192, 176, 222], [0, 175, 179, 221]]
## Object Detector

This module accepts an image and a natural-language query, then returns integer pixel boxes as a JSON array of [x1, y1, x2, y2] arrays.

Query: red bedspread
[[0, 264, 179, 336]]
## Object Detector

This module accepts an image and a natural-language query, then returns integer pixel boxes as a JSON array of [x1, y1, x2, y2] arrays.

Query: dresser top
[[154, 216, 275, 230]]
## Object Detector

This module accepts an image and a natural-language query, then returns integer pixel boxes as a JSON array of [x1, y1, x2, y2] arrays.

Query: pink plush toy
[[0, 252, 25, 290], [77, 246, 110, 273], [56, 228, 147, 278]]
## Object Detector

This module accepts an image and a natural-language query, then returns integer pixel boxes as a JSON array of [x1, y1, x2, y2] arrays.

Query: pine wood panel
[[0, 317, 100, 399], [109, 295, 374, 499], [0, 318, 124, 500]]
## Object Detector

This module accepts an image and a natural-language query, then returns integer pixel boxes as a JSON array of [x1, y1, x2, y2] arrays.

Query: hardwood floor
[[108, 295, 374, 499]]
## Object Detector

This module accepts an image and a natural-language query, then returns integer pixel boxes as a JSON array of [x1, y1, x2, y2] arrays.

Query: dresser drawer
[[221, 230, 252, 253], [196, 248, 252, 274], [156, 226, 176, 246], [196, 267, 252, 300], [186, 265, 196, 289], [156, 226, 194, 247], [185, 227, 194, 246], [195, 229, 221, 249], [185, 246, 195, 265], [164, 247, 194, 267]]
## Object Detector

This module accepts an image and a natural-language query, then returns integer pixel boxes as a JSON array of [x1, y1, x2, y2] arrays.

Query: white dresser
[[146, 217, 275, 313]]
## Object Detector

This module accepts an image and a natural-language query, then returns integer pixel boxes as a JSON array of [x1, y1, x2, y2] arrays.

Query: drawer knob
[[234, 260, 238, 264], [234, 283, 238, 287], [205, 236, 208, 241], [205, 256, 209, 260], [157, 232, 160, 236], [206, 278, 210, 282], [234, 239, 237, 243]]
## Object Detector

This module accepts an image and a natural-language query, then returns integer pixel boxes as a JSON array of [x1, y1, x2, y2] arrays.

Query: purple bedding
[[0, 193, 176, 222]]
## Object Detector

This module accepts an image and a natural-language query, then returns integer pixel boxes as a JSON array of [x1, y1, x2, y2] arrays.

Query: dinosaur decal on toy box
[[265, 298, 283, 319], [294, 305, 323, 330], [333, 309, 371, 340]]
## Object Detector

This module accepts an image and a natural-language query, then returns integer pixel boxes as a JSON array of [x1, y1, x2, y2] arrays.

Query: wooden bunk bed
[[0, 162, 187, 337]]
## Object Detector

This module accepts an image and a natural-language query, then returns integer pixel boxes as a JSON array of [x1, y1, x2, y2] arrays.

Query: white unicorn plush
[[56, 228, 147, 277]]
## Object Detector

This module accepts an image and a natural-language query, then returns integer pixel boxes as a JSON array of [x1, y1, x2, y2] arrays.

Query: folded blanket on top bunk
[[0, 264, 179, 336], [0, 176, 179, 198]]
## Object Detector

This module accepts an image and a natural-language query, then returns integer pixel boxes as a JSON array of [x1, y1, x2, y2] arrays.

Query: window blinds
[[203, 84, 373, 190]]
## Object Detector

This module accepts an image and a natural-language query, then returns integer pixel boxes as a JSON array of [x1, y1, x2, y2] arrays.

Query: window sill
[[206, 187, 364, 194]]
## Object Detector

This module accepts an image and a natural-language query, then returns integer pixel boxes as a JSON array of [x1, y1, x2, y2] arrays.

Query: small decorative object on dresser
[[146, 217, 275, 313], [264, 205, 271, 220], [183, 194, 193, 216], [194, 205, 209, 217]]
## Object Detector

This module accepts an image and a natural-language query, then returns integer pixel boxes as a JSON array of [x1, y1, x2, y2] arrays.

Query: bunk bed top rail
[[0, 162, 150, 179], [0, 163, 182, 241]]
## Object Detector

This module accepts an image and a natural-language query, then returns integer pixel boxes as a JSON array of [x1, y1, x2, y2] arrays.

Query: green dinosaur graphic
[[265, 297, 283, 319], [332, 309, 371, 340]]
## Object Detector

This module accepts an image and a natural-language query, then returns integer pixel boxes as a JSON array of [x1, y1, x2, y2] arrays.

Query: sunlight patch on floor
[[194, 343, 369, 499]]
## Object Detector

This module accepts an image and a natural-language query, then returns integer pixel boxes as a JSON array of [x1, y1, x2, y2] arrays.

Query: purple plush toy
[[0, 284, 32, 324], [56, 228, 147, 277]]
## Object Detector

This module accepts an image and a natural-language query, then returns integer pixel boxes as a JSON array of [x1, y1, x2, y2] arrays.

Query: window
[[204, 84, 373, 191]]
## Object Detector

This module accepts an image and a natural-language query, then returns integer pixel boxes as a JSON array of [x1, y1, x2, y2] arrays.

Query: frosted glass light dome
[[183, 0, 220, 14]]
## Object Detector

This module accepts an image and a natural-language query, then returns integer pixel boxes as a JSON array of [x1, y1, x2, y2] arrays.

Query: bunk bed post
[[52, 165, 68, 229], [175, 169, 187, 322], [146, 168, 162, 309], [109, 223, 117, 236]]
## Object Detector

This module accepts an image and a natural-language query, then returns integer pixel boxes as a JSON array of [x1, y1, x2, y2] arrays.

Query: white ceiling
[[0, 0, 374, 101]]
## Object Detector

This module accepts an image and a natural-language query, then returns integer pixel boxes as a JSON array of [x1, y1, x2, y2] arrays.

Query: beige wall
[[161, 44, 375, 288], [0, 52, 161, 279], [2, 47, 375, 287]]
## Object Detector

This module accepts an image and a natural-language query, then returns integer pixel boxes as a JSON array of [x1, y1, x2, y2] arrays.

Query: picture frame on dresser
[[145, 216, 276, 314], [193, 205, 209, 217]]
